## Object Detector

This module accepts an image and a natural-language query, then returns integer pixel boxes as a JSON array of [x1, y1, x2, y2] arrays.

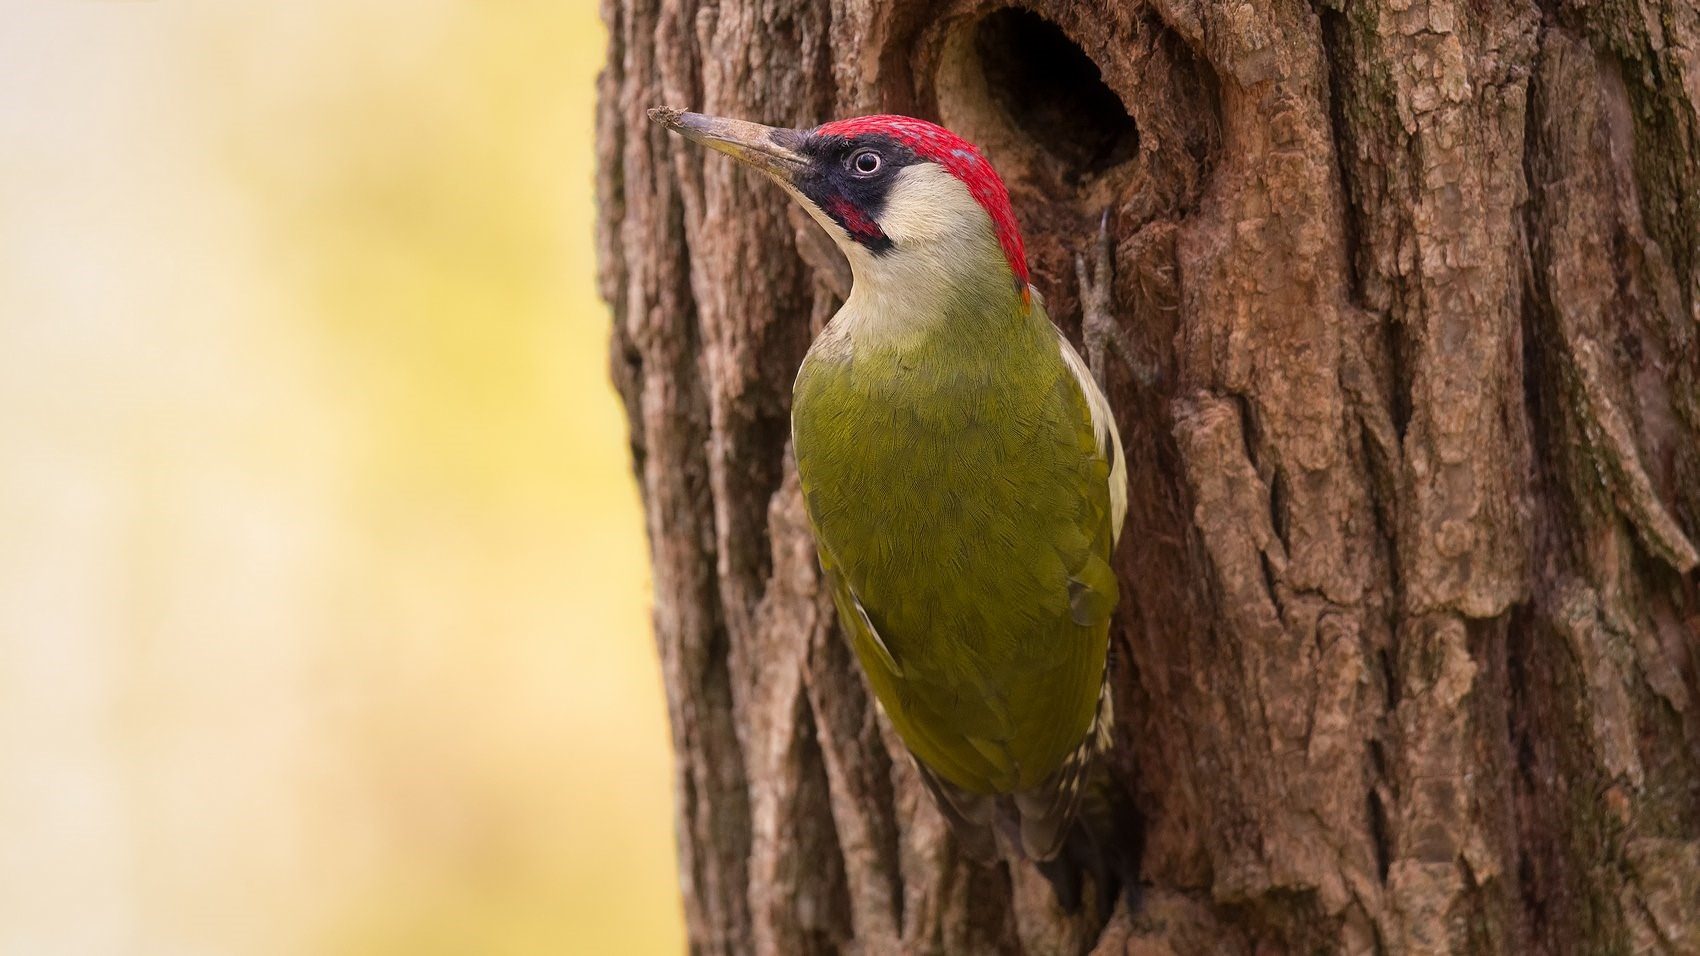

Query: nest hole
[[972, 9, 1138, 178]]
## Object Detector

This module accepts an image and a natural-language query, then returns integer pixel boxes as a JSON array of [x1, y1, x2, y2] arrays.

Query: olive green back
[[792, 293, 1117, 795]]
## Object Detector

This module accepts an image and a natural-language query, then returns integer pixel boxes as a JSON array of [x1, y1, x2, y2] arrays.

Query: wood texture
[[595, 0, 1700, 950]]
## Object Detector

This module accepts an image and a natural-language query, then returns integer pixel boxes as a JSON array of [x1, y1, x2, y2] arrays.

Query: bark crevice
[[597, 0, 1700, 950]]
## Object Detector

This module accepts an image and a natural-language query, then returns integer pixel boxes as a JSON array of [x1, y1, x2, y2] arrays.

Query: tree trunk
[[595, 0, 1700, 950]]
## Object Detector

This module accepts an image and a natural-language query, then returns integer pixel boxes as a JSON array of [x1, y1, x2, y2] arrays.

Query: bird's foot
[[1074, 210, 1159, 389]]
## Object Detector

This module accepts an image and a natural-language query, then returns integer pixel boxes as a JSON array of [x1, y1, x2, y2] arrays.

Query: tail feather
[[1015, 674, 1114, 860], [915, 676, 1137, 914], [1034, 767, 1145, 915]]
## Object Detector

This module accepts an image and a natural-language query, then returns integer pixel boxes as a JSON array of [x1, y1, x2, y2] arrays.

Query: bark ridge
[[597, 0, 1700, 951]]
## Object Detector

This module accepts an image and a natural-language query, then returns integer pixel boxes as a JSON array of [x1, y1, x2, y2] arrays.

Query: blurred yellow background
[[0, 2, 681, 954]]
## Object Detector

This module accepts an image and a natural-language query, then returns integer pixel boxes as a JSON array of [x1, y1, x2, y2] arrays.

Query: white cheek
[[778, 162, 1009, 332], [857, 164, 1008, 307], [875, 163, 992, 248]]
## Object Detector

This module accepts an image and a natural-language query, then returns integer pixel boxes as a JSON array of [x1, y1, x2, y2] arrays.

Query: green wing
[[793, 301, 1124, 863]]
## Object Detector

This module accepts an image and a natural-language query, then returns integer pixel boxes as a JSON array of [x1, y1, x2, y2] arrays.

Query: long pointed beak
[[648, 107, 808, 182]]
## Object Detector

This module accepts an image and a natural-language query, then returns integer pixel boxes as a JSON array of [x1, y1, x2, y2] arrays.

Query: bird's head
[[650, 108, 1030, 308]]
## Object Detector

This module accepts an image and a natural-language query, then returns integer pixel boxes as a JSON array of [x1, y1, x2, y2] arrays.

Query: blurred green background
[[0, 1, 681, 953]]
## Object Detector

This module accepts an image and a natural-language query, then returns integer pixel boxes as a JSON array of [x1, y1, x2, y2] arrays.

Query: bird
[[649, 107, 1137, 905]]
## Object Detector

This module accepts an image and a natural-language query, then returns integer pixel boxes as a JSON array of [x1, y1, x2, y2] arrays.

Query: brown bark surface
[[595, 0, 1700, 951]]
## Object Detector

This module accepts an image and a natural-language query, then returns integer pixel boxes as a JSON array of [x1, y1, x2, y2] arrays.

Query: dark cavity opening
[[973, 8, 1138, 178]]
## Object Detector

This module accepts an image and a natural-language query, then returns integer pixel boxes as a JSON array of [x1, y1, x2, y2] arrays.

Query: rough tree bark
[[596, 0, 1700, 950]]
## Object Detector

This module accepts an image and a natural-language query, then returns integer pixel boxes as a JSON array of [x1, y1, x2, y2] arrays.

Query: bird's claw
[[1075, 210, 1156, 389]]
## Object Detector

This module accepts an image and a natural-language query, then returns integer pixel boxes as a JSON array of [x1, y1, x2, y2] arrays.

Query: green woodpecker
[[651, 108, 1130, 872]]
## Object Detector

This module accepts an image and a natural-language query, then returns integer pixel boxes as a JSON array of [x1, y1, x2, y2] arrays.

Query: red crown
[[815, 115, 1029, 288]]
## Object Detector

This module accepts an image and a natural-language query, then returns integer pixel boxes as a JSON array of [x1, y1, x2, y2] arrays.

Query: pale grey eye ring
[[852, 150, 881, 175]]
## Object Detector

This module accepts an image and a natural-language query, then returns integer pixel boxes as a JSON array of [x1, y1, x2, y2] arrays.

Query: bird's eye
[[851, 149, 882, 175]]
